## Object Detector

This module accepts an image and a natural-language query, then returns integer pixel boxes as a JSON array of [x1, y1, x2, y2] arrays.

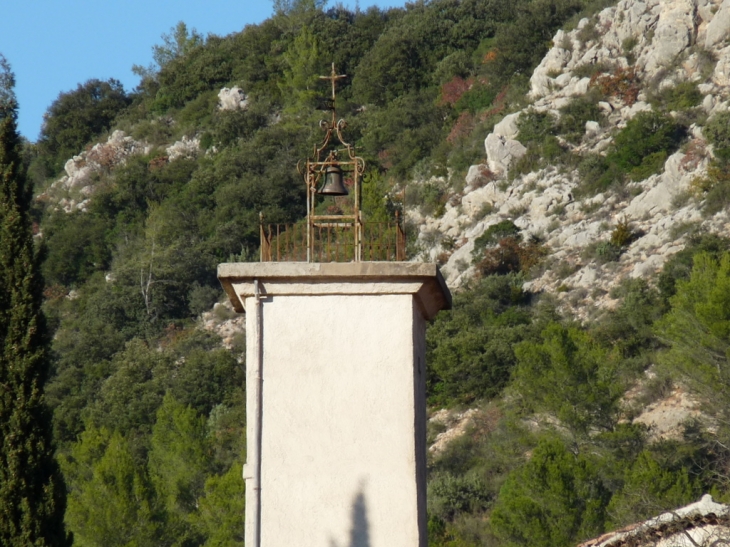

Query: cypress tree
[[0, 54, 71, 546]]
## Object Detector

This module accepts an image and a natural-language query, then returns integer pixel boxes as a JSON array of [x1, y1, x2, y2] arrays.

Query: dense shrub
[[704, 111, 730, 159], [557, 95, 603, 143], [650, 81, 702, 112], [426, 274, 537, 406], [39, 79, 131, 173], [578, 111, 684, 195], [611, 111, 683, 178], [491, 438, 609, 547]]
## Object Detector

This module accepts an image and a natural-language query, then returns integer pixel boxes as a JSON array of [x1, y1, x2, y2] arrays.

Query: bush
[[39, 79, 131, 173], [491, 438, 609, 547], [472, 220, 521, 256], [609, 217, 634, 247], [428, 473, 491, 521], [650, 81, 702, 112], [611, 111, 683, 178], [426, 274, 535, 406], [594, 241, 623, 262], [576, 110, 685, 195], [517, 109, 557, 144], [590, 66, 640, 105], [557, 95, 603, 143], [704, 111, 730, 160]]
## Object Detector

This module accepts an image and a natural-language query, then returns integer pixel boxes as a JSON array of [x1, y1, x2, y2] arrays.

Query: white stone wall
[[246, 292, 425, 547]]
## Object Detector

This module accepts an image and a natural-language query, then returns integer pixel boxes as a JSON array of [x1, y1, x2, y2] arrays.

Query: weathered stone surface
[[484, 133, 527, 175], [713, 46, 730, 87], [705, 0, 730, 48], [166, 135, 200, 161], [218, 86, 249, 111], [585, 120, 601, 137], [464, 164, 492, 191], [642, 0, 695, 73], [493, 113, 521, 140]]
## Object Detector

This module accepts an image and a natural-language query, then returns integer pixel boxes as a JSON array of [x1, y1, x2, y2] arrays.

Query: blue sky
[[1, 1, 405, 142]]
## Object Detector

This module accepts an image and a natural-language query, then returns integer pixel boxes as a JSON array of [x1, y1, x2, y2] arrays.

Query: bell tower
[[218, 65, 451, 547]]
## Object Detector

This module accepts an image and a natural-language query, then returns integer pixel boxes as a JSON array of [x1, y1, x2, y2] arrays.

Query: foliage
[[609, 218, 634, 247], [656, 252, 730, 427], [39, 79, 130, 173], [704, 111, 730, 158], [606, 450, 698, 528], [428, 473, 491, 522], [486, 0, 584, 84], [650, 81, 702, 112], [195, 462, 245, 546], [578, 111, 684, 195], [517, 109, 557, 144], [557, 95, 603, 143], [0, 55, 71, 546], [657, 233, 730, 304], [491, 437, 609, 547], [513, 323, 622, 436], [28, 1, 730, 544], [590, 66, 640, 105], [62, 428, 163, 546], [279, 26, 325, 114], [426, 274, 539, 406], [472, 220, 521, 256], [475, 236, 548, 276], [611, 111, 683, 179]]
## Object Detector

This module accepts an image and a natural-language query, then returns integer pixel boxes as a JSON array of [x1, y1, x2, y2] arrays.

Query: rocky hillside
[[417, 0, 730, 319], [21, 1, 730, 545]]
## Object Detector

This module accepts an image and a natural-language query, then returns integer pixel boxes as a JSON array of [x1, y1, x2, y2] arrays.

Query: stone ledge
[[218, 262, 452, 320]]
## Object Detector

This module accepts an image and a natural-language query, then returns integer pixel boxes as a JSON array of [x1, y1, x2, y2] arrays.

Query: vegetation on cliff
[[7, 0, 730, 545]]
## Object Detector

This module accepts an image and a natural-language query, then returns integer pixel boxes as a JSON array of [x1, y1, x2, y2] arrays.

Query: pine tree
[[0, 54, 71, 546]]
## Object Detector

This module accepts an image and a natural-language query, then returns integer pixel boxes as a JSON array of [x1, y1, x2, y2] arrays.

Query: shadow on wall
[[330, 489, 370, 547]]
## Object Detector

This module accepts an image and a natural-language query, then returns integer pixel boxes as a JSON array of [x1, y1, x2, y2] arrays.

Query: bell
[[318, 164, 348, 196]]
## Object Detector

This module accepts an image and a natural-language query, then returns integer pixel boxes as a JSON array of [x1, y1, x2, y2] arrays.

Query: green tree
[[513, 323, 622, 436], [426, 274, 536, 405], [491, 438, 609, 547], [656, 252, 730, 428], [195, 462, 245, 546], [62, 428, 163, 547], [278, 26, 324, 114], [38, 79, 130, 173], [607, 450, 697, 528], [133, 21, 204, 80], [149, 394, 209, 517], [0, 54, 71, 547]]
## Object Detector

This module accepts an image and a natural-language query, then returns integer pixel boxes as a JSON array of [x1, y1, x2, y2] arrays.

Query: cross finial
[[319, 62, 347, 103]]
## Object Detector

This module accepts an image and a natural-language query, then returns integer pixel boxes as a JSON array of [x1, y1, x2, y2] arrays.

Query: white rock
[[585, 120, 601, 136], [565, 77, 591, 97], [705, 0, 730, 48], [625, 101, 653, 118], [493, 113, 521, 140], [484, 133, 527, 176], [218, 87, 249, 111], [642, 0, 695, 73], [571, 266, 598, 288], [464, 164, 492, 191], [703, 94, 715, 113], [166, 135, 200, 161], [712, 46, 730, 87]]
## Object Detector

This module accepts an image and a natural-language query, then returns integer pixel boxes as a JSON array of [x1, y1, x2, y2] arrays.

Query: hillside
[[16, 0, 730, 545]]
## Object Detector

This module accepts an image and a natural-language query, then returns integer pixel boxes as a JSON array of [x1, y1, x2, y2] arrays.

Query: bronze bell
[[318, 164, 348, 196]]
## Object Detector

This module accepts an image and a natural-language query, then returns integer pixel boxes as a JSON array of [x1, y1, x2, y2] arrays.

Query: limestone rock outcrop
[[218, 87, 248, 111], [413, 0, 730, 318]]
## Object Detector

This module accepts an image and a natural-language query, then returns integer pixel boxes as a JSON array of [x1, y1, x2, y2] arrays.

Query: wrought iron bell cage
[[297, 63, 366, 262]]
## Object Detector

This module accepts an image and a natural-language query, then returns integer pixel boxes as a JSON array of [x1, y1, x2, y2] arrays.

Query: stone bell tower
[[217, 65, 451, 547]]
